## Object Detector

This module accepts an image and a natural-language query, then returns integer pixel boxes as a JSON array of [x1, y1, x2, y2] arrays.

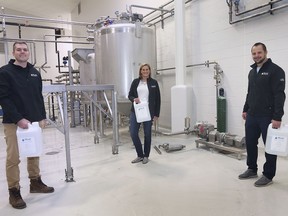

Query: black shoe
[[254, 175, 273, 187], [9, 188, 27, 209], [238, 169, 258, 179], [30, 177, 54, 193]]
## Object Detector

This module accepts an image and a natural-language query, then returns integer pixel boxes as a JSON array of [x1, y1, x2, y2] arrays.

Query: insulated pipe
[[175, 0, 186, 85]]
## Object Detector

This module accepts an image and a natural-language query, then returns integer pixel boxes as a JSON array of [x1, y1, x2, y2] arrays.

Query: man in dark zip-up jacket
[[0, 59, 46, 124], [0, 42, 54, 209], [239, 42, 286, 187]]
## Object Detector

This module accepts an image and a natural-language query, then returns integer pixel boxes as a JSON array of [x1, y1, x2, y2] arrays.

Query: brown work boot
[[30, 177, 54, 193], [9, 187, 27, 209]]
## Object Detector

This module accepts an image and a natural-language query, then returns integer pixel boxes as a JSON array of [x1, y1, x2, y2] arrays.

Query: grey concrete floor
[[1, 124, 288, 216]]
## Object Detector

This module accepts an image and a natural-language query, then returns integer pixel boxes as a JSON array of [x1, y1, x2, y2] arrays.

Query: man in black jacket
[[0, 41, 54, 209], [239, 42, 286, 187]]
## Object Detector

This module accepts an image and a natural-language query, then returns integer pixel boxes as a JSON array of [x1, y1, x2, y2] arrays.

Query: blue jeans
[[245, 114, 277, 179], [129, 112, 152, 158]]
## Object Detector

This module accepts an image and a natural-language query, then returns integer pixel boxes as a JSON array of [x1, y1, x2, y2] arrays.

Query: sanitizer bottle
[[16, 122, 43, 157], [265, 123, 288, 156]]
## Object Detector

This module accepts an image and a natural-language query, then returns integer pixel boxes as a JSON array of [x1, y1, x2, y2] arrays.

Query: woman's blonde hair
[[138, 63, 151, 79]]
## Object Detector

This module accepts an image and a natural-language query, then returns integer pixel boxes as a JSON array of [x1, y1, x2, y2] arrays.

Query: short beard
[[254, 58, 266, 65]]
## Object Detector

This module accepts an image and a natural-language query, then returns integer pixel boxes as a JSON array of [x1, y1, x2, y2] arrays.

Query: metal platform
[[195, 139, 246, 160]]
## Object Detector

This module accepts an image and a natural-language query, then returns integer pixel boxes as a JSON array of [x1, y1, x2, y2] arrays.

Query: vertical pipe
[[63, 90, 73, 181], [175, 0, 186, 85], [32, 42, 36, 66], [99, 104, 104, 137], [93, 91, 99, 144], [1, 7, 9, 64], [51, 93, 55, 121], [68, 51, 75, 127], [112, 91, 119, 154]]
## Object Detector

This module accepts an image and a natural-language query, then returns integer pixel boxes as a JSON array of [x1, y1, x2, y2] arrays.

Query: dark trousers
[[129, 112, 152, 158], [245, 114, 277, 179]]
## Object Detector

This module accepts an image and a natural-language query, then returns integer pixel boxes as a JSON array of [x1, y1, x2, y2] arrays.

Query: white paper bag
[[133, 101, 151, 123]]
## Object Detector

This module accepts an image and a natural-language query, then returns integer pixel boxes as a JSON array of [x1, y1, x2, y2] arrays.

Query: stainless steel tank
[[72, 48, 95, 85], [79, 53, 96, 85], [94, 22, 156, 115]]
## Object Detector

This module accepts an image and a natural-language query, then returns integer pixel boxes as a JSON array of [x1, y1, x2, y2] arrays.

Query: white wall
[[71, 0, 288, 136]]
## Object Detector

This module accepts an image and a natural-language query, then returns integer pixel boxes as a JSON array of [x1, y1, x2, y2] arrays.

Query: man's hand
[[271, 120, 281, 129], [17, 118, 31, 129], [242, 112, 247, 120], [134, 98, 140, 104], [39, 119, 47, 129]]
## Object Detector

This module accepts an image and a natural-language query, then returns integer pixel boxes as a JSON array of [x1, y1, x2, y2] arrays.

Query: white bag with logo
[[133, 101, 151, 123]]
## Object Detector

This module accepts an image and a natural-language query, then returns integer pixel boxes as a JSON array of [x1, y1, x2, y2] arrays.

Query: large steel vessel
[[94, 21, 156, 115]]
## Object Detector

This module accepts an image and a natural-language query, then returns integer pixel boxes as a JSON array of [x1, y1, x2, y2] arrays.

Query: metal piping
[[230, 3, 288, 24], [235, 0, 283, 16], [1, 7, 9, 63], [128, 4, 173, 16], [30, 42, 37, 66], [40, 34, 88, 75], [112, 91, 119, 154], [44, 34, 88, 39], [143, 0, 174, 18], [0, 37, 92, 45], [149, 13, 174, 26], [156, 60, 219, 74], [40, 36, 48, 73], [146, 10, 172, 24], [228, 0, 288, 24], [103, 91, 112, 116], [155, 130, 189, 136], [0, 13, 93, 26], [0, 21, 64, 30], [145, 0, 193, 26]]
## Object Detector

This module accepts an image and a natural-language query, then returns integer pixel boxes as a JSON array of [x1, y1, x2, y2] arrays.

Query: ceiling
[[0, 0, 79, 19]]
